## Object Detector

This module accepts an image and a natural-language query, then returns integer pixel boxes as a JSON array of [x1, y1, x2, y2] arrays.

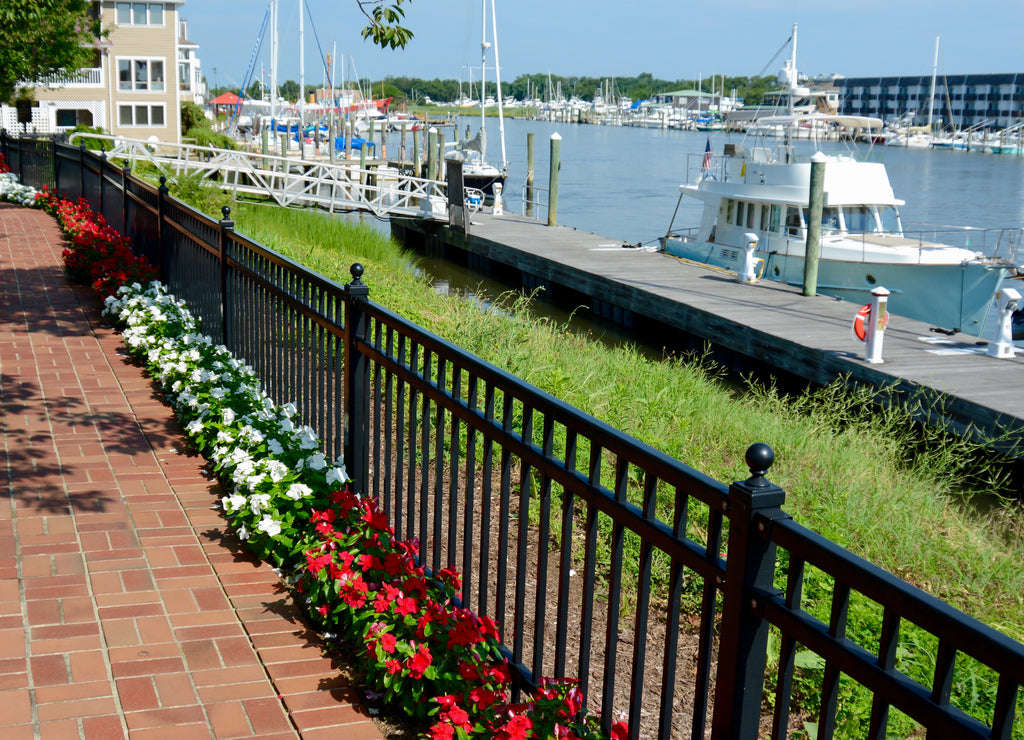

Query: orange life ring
[[853, 304, 871, 341], [853, 303, 888, 341]]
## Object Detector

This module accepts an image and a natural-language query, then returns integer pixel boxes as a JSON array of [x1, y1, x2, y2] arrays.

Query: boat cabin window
[[877, 206, 901, 234], [821, 207, 839, 234], [785, 206, 803, 236], [800, 207, 840, 235], [842, 205, 875, 233], [735, 201, 745, 226], [760, 205, 771, 232], [723, 200, 736, 224], [746, 203, 756, 229]]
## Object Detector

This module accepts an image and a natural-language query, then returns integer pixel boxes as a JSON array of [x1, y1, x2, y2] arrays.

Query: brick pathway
[[0, 203, 382, 739]]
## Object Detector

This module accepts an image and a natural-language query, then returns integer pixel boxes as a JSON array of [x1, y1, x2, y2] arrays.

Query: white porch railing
[[36, 68, 104, 87]]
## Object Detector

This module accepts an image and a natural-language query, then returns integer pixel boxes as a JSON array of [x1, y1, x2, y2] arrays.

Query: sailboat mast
[[299, 0, 305, 124], [788, 21, 797, 116], [928, 36, 939, 132], [270, 0, 278, 120], [490, 0, 506, 168], [480, 0, 488, 141]]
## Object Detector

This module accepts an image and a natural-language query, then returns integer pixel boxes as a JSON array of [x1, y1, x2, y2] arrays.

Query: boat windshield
[[841, 205, 903, 235], [842, 206, 875, 233], [877, 205, 902, 234]]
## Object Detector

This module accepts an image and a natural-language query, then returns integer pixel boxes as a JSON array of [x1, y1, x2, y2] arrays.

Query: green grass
[[169, 183, 1024, 732], [200, 197, 1024, 628]]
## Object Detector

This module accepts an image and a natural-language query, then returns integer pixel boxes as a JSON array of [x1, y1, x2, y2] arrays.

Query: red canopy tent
[[210, 92, 241, 106]]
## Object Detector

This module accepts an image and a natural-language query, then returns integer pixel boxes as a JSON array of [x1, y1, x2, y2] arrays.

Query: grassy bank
[[173, 188, 1024, 636], [166, 183, 1024, 733]]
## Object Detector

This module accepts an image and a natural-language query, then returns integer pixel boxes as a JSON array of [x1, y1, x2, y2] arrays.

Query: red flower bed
[[38, 186, 157, 299]]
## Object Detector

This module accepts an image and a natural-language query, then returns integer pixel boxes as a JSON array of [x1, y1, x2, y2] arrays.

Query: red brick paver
[[0, 203, 381, 739]]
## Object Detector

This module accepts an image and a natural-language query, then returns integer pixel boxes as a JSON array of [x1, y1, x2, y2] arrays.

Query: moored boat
[[659, 118, 1024, 337]]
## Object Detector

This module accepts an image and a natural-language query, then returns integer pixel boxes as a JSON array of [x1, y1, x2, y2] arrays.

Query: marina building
[[836, 73, 1024, 130], [1, 1, 204, 143]]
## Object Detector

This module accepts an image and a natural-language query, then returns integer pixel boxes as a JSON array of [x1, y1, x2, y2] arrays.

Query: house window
[[116, 3, 164, 26], [178, 63, 191, 91], [118, 104, 166, 127], [118, 58, 165, 91]]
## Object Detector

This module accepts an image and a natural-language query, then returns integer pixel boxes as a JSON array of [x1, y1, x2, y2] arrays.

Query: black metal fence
[[4, 133, 1023, 740]]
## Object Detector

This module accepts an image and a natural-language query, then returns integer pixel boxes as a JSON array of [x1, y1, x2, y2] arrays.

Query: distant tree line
[[216, 72, 781, 108]]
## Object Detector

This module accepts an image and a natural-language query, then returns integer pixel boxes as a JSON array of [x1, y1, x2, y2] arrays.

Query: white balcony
[[36, 67, 104, 88]]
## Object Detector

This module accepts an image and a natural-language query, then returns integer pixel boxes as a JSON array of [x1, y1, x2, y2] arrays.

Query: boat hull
[[662, 237, 1008, 336]]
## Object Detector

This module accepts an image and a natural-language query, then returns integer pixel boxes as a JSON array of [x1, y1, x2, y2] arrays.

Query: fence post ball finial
[[221, 205, 231, 220], [745, 443, 775, 487], [350, 263, 365, 283]]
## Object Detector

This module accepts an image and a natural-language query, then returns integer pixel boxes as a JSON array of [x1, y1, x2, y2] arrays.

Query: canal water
[[370, 115, 1024, 343], [399, 115, 1024, 245]]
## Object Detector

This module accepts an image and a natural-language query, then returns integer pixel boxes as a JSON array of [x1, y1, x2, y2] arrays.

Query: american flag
[[701, 137, 712, 175]]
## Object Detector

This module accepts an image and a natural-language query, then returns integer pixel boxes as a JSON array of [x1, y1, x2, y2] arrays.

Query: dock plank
[[394, 211, 1024, 454]]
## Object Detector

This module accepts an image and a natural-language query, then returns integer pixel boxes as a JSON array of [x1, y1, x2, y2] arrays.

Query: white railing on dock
[[68, 133, 449, 220]]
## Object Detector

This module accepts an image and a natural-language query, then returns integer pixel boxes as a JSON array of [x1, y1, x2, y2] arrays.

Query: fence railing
[[4, 132, 1023, 740]]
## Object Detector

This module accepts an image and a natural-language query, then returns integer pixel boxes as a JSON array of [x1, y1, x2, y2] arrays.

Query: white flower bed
[[103, 280, 350, 564], [0, 172, 39, 206]]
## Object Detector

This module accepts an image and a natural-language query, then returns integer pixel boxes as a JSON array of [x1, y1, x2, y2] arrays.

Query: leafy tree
[[358, 0, 413, 49], [0, 0, 104, 103], [279, 79, 300, 102], [181, 102, 209, 134]]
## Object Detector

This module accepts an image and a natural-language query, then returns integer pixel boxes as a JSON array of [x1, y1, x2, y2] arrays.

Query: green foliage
[[358, 0, 414, 49], [68, 125, 108, 151], [185, 127, 237, 150], [279, 79, 300, 102], [0, 0, 104, 103], [180, 102, 209, 134]]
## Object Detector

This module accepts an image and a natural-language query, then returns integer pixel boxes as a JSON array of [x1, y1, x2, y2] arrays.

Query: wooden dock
[[391, 211, 1024, 457]]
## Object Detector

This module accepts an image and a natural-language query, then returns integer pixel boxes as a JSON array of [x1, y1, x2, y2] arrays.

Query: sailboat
[[445, 0, 508, 199]]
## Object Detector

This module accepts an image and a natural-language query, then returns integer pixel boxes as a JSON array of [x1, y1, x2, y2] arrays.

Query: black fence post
[[98, 148, 106, 216], [711, 443, 789, 740], [121, 161, 130, 236], [218, 206, 234, 349], [156, 176, 168, 281], [52, 138, 61, 193], [343, 263, 371, 497], [79, 142, 86, 199]]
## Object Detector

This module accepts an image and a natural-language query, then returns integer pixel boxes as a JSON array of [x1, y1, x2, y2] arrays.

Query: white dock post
[[739, 233, 759, 283], [492, 182, 504, 215], [865, 286, 890, 364], [988, 287, 1021, 358]]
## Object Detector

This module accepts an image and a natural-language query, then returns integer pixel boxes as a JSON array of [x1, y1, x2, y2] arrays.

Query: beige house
[[1, 1, 204, 144]]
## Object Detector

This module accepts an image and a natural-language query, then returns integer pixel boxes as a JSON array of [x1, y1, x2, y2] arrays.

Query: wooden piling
[[413, 128, 421, 177], [427, 128, 437, 181], [548, 133, 561, 227], [803, 152, 826, 296], [526, 132, 535, 218]]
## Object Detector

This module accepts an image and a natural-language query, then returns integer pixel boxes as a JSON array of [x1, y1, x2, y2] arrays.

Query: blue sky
[[182, 0, 1021, 92]]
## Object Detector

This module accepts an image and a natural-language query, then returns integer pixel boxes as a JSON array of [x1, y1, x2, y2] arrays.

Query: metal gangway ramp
[[68, 133, 449, 220]]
